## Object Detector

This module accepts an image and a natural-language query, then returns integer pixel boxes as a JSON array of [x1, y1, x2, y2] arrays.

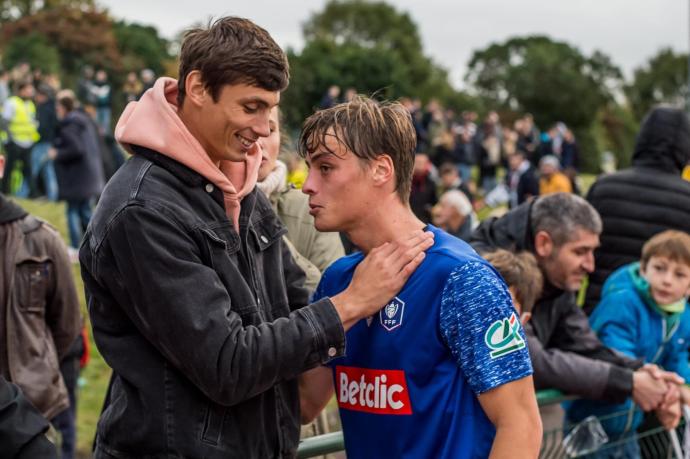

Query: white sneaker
[[68, 247, 80, 264]]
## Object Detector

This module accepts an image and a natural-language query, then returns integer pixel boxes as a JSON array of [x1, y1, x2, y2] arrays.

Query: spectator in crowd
[[299, 95, 541, 459], [76, 66, 95, 106], [438, 162, 473, 203], [584, 107, 690, 313], [483, 249, 543, 325], [452, 123, 475, 185], [81, 17, 430, 457], [342, 87, 357, 103], [256, 106, 344, 291], [505, 149, 539, 208], [49, 90, 105, 256], [502, 124, 518, 157], [567, 230, 690, 457], [1, 80, 39, 197], [410, 153, 437, 223], [516, 113, 540, 164], [91, 69, 112, 133], [32, 84, 59, 201], [423, 100, 449, 161], [538, 154, 572, 196], [139, 68, 155, 98], [561, 128, 578, 172], [319, 85, 340, 109], [123, 71, 143, 104], [284, 150, 308, 189], [0, 69, 9, 108], [471, 193, 680, 408], [476, 116, 502, 193], [432, 189, 475, 241], [0, 154, 81, 456], [400, 97, 427, 152]]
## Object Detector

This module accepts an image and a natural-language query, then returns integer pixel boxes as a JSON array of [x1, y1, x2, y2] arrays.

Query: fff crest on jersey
[[380, 297, 405, 331]]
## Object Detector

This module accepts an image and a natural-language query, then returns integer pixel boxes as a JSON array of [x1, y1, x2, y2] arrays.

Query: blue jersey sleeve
[[440, 261, 533, 394]]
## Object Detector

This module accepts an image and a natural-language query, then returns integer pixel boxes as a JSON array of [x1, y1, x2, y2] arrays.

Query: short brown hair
[[641, 230, 690, 269], [177, 17, 289, 106], [298, 96, 417, 202], [57, 89, 77, 113], [439, 162, 459, 176], [484, 249, 543, 313]]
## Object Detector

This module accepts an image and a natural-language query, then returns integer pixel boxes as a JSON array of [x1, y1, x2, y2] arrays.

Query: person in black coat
[[505, 150, 539, 209], [409, 153, 438, 223], [0, 375, 57, 458], [49, 90, 105, 250], [584, 107, 690, 313]]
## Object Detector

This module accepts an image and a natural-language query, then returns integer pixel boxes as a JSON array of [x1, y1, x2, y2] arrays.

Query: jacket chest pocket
[[199, 223, 240, 268], [16, 261, 51, 313]]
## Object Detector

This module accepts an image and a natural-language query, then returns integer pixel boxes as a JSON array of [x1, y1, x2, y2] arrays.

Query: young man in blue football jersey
[[298, 96, 542, 458]]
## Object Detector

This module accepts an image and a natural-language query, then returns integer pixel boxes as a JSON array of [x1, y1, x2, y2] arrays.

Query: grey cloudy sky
[[100, 0, 688, 88]]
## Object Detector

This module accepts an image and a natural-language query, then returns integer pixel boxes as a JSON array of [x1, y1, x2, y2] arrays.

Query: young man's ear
[[183, 70, 208, 108], [533, 230, 554, 259], [0, 156, 5, 180], [371, 154, 395, 188], [520, 312, 532, 326]]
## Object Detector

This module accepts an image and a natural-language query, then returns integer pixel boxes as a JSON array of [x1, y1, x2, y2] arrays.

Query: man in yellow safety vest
[[1, 81, 39, 196]]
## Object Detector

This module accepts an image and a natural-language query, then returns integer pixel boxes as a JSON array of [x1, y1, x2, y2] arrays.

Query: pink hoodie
[[114, 77, 260, 232]]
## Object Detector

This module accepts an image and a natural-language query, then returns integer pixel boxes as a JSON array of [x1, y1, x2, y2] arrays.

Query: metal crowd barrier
[[297, 390, 689, 458]]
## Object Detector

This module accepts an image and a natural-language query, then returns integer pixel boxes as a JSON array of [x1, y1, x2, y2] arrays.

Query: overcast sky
[[100, 0, 688, 88]]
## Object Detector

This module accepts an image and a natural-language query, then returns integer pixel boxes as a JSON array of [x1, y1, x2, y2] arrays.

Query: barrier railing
[[297, 389, 573, 458]]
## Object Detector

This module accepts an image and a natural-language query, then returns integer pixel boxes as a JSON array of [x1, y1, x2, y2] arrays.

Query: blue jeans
[[67, 199, 93, 249], [31, 141, 58, 201], [96, 107, 111, 134]]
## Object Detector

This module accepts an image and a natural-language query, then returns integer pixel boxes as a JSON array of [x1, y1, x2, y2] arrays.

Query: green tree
[[465, 35, 624, 172], [465, 35, 622, 128], [0, 0, 94, 22], [2, 32, 61, 74], [625, 48, 688, 120], [113, 20, 173, 76], [1, 5, 122, 88], [282, 38, 413, 129], [282, 0, 471, 130]]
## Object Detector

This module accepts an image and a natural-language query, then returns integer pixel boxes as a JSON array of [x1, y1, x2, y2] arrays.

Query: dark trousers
[[52, 339, 83, 459], [2, 141, 32, 195]]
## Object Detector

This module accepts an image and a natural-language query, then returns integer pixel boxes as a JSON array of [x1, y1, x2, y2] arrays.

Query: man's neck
[[346, 198, 426, 253], [177, 106, 221, 167]]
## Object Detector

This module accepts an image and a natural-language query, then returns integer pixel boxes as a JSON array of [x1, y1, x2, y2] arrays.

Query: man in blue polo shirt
[[298, 96, 542, 458]]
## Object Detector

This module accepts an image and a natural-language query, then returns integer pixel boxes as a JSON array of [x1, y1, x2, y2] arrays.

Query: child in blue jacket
[[567, 230, 690, 458]]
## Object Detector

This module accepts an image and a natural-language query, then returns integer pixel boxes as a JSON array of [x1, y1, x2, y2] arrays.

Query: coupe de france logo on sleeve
[[484, 312, 525, 359], [380, 297, 405, 331]]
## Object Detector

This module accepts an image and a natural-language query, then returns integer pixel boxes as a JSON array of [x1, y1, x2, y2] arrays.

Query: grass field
[[14, 172, 597, 456]]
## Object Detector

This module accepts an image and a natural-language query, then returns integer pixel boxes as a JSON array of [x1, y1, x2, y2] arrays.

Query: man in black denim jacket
[[80, 17, 432, 459]]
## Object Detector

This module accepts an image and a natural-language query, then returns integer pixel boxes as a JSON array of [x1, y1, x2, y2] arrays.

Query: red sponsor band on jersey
[[335, 366, 412, 415]]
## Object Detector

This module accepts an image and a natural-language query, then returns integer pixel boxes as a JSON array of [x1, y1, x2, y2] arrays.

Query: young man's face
[[642, 256, 690, 306], [537, 228, 599, 292], [302, 129, 375, 232], [197, 83, 279, 164]]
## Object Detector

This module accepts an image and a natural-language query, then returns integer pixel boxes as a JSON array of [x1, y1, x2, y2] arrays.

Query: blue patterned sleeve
[[440, 261, 533, 394]]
